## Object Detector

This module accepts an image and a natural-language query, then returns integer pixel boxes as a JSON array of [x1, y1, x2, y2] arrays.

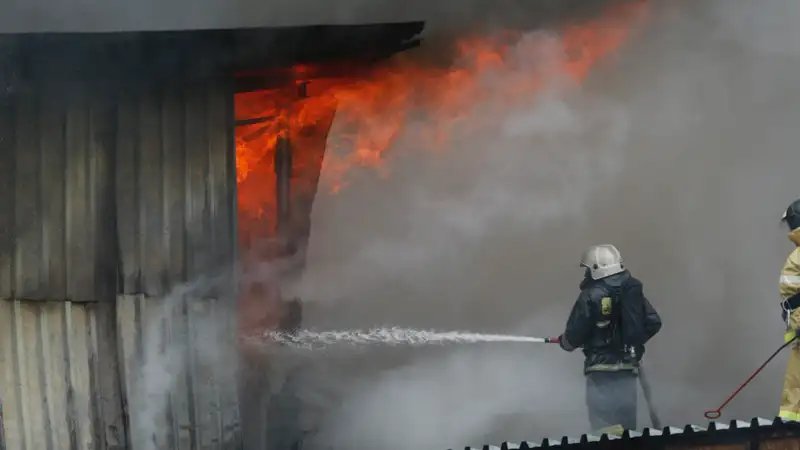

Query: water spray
[[258, 327, 561, 350]]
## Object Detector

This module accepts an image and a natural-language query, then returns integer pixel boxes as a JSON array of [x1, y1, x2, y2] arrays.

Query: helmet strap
[[787, 215, 800, 231]]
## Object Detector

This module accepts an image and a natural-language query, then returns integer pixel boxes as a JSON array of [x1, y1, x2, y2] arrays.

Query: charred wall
[[0, 22, 425, 300], [0, 33, 240, 449], [114, 79, 237, 296], [0, 35, 238, 301]]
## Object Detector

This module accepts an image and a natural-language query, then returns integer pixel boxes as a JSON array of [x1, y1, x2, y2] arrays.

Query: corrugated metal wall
[[116, 295, 240, 450], [0, 77, 243, 443], [0, 34, 241, 449], [0, 300, 96, 450], [0, 59, 237, 301], [0, 297, 240, 450], [115, 82, 237, 298], [0, 78, 118, 303]]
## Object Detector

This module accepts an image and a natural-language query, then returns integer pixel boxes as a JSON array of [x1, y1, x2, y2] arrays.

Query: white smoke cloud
[[125, 275, 239, 449], [285, 27, 635, 450], [294, 31, 631, 309], [272, 1, 800, 449]]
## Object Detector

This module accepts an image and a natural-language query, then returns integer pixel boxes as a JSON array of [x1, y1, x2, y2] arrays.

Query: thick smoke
[[265, 0, 800, 449], [291, 27, 633, 450], [1, 0, 608, 33], [89, 0, 800, 448]]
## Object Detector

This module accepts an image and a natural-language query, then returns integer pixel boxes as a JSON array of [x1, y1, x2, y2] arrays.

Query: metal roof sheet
[[456, 417, 800, 450]]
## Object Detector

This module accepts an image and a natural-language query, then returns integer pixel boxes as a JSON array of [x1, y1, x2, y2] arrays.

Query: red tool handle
[[703, 336, 796, 420]]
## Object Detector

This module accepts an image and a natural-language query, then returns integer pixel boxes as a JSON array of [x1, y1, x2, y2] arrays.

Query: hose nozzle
[[545, 336, 561, 344]]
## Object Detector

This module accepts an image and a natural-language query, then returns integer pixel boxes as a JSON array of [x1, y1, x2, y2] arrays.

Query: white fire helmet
[[580, 244, 625, 280]]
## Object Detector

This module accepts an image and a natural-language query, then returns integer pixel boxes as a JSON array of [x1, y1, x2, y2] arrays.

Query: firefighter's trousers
[[780, 343, 800, 421], [586, 371, 638, 432]]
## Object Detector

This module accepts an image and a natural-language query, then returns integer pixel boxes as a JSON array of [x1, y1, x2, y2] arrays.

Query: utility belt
[[782, 293, 800, 312], [781, 293, 800, 329], [584, 346, 640, 374], [585, 363, 639, 374]]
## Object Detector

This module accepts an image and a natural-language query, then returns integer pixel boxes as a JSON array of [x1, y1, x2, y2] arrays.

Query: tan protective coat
[[778, 228, 800, 420]]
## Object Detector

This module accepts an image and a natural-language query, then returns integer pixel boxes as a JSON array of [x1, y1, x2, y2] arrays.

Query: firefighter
[[555, 244, 662, 432], [779, 199, 800, 421]]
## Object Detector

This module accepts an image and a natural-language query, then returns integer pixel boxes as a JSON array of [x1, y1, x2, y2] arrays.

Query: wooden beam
[[234, 115, 275, 127]]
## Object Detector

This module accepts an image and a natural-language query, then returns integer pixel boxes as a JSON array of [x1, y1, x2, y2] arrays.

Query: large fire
[[235, 0, 650, 249]]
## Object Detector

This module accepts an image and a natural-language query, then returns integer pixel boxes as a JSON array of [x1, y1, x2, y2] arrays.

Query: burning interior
[[233, 0, 649, 332]]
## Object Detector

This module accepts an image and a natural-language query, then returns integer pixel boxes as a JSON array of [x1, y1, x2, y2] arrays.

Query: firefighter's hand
[[556, 334, 576, 352], [786, 329, 800, 344], [634, 345, 646, 362]]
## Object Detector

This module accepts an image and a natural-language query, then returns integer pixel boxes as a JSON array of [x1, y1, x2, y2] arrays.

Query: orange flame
[[235, 0, 649, 247]]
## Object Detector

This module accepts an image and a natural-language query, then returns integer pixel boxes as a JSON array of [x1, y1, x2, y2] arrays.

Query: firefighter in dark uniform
[[555, 244, 662, 432]]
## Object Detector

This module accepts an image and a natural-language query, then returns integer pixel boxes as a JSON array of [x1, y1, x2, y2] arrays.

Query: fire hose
[[544, 335, 663, 428], [703, 334, 798, 420]]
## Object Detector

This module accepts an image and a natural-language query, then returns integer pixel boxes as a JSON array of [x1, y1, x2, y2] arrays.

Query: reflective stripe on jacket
[[781, 228, 800, 301]]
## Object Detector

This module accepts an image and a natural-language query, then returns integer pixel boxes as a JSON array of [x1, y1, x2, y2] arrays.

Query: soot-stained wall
[[0, 25, 425, 449], [0, 35, 238, 302], [0, 33, 240, 450]]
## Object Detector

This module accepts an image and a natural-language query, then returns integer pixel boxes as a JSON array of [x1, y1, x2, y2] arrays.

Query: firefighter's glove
[[557, 334, 576, 352], [785, 329, 800, 344]]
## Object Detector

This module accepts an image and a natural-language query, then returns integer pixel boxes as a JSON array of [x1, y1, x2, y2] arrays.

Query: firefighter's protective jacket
[[780, 229, 800, 301], [779, 228, 800, 421], [560, 270, 662, 374]]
